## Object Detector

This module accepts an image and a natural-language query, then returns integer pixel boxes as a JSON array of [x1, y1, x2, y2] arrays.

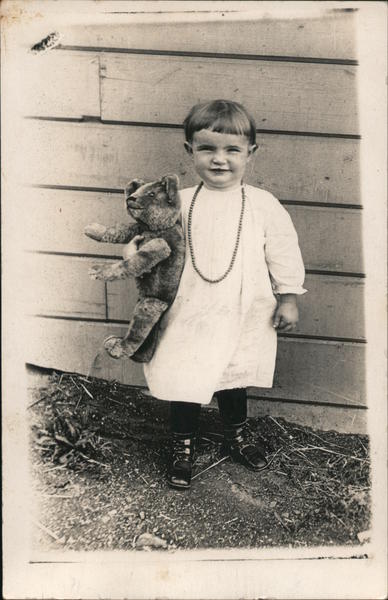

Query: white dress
[[143, 183, 306, 404]]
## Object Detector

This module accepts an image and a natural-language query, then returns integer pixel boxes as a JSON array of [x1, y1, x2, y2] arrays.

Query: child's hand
[[272, 294, 299, 332], [122, 235, 144, 260]]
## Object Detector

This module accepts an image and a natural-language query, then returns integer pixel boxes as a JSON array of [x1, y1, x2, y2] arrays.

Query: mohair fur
[[84, 174, 185, 362]]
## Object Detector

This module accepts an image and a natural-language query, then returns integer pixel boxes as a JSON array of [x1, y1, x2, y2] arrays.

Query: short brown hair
[[183, 99, 256, 145]]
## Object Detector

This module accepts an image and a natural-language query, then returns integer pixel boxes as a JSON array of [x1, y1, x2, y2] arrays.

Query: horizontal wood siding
[[25, 121, 360, 205], [22, 52, 100, 118], [23, 49, 359, 135], [26, 318, 366, 409], [246, 398, 365, 436], [23, 11, 366, 432], [26, 253, 365, 340], [26, 317, 146, 388], [59, 15, 357, 59], [26, 189, 363, 273], [106, 270, 365, 340], [288, 205, 363, 274], [100, 54, 358, 135], [26, 254, 107, 319]]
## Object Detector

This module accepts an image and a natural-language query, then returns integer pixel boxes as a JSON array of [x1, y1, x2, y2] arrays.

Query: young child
[[124, 99, 306, 490]]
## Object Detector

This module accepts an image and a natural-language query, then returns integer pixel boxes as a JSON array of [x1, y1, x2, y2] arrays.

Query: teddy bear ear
[[162, 174, 179, 199], [125, 179, 145, 198]]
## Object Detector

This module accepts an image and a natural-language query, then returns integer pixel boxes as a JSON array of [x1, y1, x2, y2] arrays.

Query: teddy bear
[[84, 174, 185, 363]]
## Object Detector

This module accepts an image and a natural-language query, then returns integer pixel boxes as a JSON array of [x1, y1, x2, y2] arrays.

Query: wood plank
[[21, 51, 100, 118], [60, 14, 357, 60], [25, 254, 106, 319], [25, 317, 366, 408], [25, 190, 364, 274], [257, 337, 366, 407], [24, 121, 360, 205], [245, 397, 366, 435], [25, 189, 129, 258], [287, 205, 363, 274], [107, 273, 365, 340], [23, 252, 365, 340], [101, 54, 358, 135], [26, 316, 146, 387], [298, 275, 364, 339], [107, 276, 138, 324]]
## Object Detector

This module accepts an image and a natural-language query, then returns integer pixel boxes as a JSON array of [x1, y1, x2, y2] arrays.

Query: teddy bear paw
[[89, 264, 107, 280], [84, 223, 107, 241], [104, 336, 128, 359]]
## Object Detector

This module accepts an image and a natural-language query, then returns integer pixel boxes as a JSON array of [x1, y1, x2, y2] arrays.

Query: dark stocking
[[170, 401, 201, 434], [217, 387, 268, 471], [216, 387, 247, 425]]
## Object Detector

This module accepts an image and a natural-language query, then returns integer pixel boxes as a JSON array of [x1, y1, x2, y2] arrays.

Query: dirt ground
[[27, 366, 371, 552]]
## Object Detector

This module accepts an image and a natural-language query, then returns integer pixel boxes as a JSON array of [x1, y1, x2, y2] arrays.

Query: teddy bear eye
[[148, 192, 155, 198]]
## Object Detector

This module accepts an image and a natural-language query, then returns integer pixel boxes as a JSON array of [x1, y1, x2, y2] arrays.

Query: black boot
[[221, 420, 268, 471], [217, 388, 268, 471], [167, 432, 196, 489], [167, 401, 201, 489]]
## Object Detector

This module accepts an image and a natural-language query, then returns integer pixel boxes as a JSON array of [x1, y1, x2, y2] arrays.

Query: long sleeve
[[264, 199, 307, 296]]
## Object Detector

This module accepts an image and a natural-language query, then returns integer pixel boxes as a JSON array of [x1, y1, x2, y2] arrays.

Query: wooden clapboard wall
[[24, 12, 366, 433]]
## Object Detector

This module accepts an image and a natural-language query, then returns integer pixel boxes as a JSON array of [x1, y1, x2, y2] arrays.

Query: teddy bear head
[[125, 174, 180, 231]]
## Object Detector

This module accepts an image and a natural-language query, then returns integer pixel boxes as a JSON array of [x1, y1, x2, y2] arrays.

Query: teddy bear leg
[[131, 325, 159, 363], [103, 336, 128, 359], [103, 297, 169, 359]]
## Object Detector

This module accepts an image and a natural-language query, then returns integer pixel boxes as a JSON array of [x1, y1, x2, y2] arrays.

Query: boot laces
[[228, 423, 263, 455], [171, 437, 193, 465]]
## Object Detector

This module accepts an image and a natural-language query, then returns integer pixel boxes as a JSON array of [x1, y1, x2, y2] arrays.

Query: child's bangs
[[208, 113, 251, 139], [184, 100, 256, 144]]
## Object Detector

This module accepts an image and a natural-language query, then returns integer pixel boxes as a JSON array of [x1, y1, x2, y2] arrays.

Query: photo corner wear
[[144, 184, 306, 404]]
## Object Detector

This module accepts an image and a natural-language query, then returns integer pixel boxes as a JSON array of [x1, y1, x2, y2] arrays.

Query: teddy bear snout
[[126, 198, 145, 220], [126, 198, 142, 210]]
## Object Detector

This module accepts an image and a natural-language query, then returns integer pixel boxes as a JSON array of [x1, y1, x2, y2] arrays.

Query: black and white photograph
[[2, 1, 387, 598]]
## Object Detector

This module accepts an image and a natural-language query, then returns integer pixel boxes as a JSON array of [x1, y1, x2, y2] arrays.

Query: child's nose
[[212, 151, 226, 164]]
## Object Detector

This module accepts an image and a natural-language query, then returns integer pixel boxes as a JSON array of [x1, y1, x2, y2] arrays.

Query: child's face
[[185, 129, 256, 190]]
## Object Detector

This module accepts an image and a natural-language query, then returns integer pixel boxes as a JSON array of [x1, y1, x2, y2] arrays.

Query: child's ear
[[184, 142, 193, 155], [248, 144, 258, 156]]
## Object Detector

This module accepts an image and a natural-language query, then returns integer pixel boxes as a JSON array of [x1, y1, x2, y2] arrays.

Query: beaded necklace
[[187, 181, 245, 284]]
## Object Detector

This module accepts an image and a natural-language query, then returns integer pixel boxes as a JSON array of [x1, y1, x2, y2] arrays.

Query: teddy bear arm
[[122, 238, 171, 277], [85, 222, 141, 244], [90, 238, 171, 282]]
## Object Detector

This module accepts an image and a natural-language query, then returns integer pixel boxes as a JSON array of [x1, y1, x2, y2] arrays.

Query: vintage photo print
[[2, 1, 387, 598]]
